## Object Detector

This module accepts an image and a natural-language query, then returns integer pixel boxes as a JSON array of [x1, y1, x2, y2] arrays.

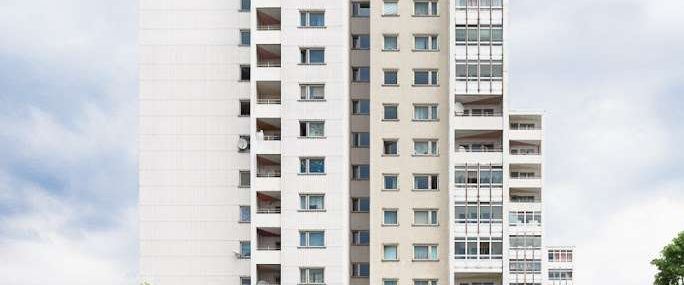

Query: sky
[[0, 0, 682, 284]]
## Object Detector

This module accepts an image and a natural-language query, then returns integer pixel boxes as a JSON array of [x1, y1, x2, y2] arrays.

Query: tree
[[652, 231, 684, 285]]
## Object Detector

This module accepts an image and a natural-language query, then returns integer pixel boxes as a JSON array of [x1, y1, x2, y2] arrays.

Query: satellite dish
[[238, 137, 250, 150]]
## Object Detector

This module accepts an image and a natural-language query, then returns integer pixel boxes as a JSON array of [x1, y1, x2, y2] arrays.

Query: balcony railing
[[256, 245, 281, 251], [510, 125, 541, 130], [257, 25, 281, 31], [510, 176, 541, 179], [257, 208, 281, 214], [257, 98, 281, 105], [455, 112, 503, 117], [510, 150, 540, 155], [257, 60, 281, 67], [455, 147, 503, 153], [256, 131, 282, 141], [257, 170, 281, 177]]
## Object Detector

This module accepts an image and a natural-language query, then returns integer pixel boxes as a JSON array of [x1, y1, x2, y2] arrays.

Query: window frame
[[300, 84, 325, 100], [300, 194, 325, 211], [299, 120, 326, 138], [300, 47, 326, 64], [300, 10, 326, 27], [299, 157, 326, 174], [299, 230, 326, 248]]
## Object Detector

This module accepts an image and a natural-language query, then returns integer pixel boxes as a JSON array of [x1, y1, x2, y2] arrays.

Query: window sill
[[412, 224, 439, 227], [352, 81, 370, 84], [299, 63, 327, 66], [382, 14, 400, 17], [412, 119, 439, 122], [238, 115, 250, 117], [237, 186, 250, 189], [382, 49, 400, 52], [351, 48, 370, 51], [382, 84, 399, 87], [352, 113, 370, 116], [352, 178, 370, 181], [411, 189, 439, 192], [412, 84, 439, 87], [412, 154, 439, 157], [351, 15, 370, 18], [381, 189, 399, 192], [412, 259, 439, 262], [238, 44, 250, 47], [382, 259, 400, 262], [382, 154, 399, 157], [238, 221, 251, 224], [412, 14, 439, 17], [238, 9, 250, 12], [351, 211, 369, 214], [412, 49, 440, 52], [299, 173, 327, 176], [298, 246, 327, 249], [352, 244, 370, 246], [238, 80, 250, 83], [382, 119, 399, 122], [381, 224, 399, 227], [298, 209, 326, 212], [298, 26, 327, 29]]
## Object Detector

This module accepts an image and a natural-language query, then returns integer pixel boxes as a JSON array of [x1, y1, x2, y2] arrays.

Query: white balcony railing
[[257, 98, 281, 104]]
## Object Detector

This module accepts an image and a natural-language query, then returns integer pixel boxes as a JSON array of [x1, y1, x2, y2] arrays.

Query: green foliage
[[652, 231, 684, 285]]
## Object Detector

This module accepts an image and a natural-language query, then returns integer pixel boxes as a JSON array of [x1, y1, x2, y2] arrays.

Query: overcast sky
[[0, 0, 683, 284]]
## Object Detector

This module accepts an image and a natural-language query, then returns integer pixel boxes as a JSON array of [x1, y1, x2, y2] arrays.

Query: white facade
[[139, 0, 574, 285]]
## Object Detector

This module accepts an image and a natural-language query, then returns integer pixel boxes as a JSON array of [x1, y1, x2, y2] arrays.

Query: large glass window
[[384, 244, 398, 260], [300, 84, 325, 100], [414, 70, 438, 85], [352, 34, 370, 49], [352, 99, 370, 114], [455, 236, 502, 259], [300, 121, 325, 137], [300, 158, 325, 174], [414, 175, 438, 190], [300, 194, 325, 210], [352, 197, 370, 212], [510, 235, 542, 249], [455, 202, 502, 223], [414, 210, 438, 225], [300, 268, 325, 284], [414, 105, 438, 121], [509, 259, 542, 274], [300, 11, 325, 27], [414, 140, 438, 155], [301, 48, 325, 64], [414, 35, 438, 50], [352, 230, 369, 245], [352, 2, 370, 17], [414, 0, 437, 16], [300, 231, 325, 247], [352, 67, 370, 82], [352, 164, 370, 180], [352, 132, 370, 148]]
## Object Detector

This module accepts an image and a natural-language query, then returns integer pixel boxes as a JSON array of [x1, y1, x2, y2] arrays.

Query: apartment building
[[139, 0, 574, 285]]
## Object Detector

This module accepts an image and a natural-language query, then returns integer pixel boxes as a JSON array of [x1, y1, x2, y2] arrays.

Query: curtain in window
[[384, 211, 397, 224], [430, 246, 438, 259], [310, 13, 325, 26], [384, 176, 397, 189], [311, 86, 324, 99], [309, 123, 324, 136], [415, 106, 429, 120], [309, 159, 324, 173], [414, 2, 428, 15], [431, 36, 438, 49], [309, 232, 324, 246], [415, 142, 429, 155], [309, 196, 323, 209], [414, 246, 429, 259], [384, 36, 397, 50], [383, 2, 398, 15], [415, 37, 428, 49], [414, 176, 428, 189], [384, 246, 397, 259], [415, 211, 429, 224]]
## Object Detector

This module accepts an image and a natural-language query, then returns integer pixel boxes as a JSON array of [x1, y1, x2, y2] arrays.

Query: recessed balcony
[[256, 227, 281, 250], [510, 188, 542, 203], [257, 154, 280, 178], [256, 118, 281, 148], [509, 164, 542, 188], [257, 44, 281, 68], [257, 264, 281, 285], [453, 130, 503, 164], [257, 191, 281, 214], [509, 140, 542, 164], [257, 8, 281, 31], [510, 114, 543, 140], [454, 98, 504, 130], [256, 81, 281, 105]]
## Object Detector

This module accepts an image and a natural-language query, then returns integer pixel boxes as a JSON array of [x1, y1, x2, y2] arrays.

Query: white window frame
[[300, 48, 325, 64], [299, 230, 326, 248], [300, 84, 325, 100], [414, 34, 438, 51], [383, 104, 399, 120], [383, 34, 399, 51], [300, 121, 325, 138], [352, 132, 370, 148], [351, 263, 369, 278], [300, 11, 325, 27], [299, 157, 325, 174], [383, 209, 399, 225], [383, 174, 399, 190], [413, 174, 438, 190], [300, 194, 325, 211], [413, 0, 438, 16], [383, 244, 399, 261], [382, 1, 399, 16], [413, 244, 438, 261], [413, 69, 438, 86], [413, 209, 438, 226], [413, 104, 438, 121], [300, 267, 325, 285]]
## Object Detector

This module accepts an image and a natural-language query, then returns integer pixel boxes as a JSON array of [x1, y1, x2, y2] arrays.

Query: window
[[240, 0, 250, 11], [414, 0, 438, 16], [383, 140, 398, 155], [414, 175, 438, 190], [414, 140, 438, 156], [384, 69, 398, 85], [383, 244, 398, 260], [300, 48, 325, 64], [352, 67, 370, 82], [240, 65, 250, 81], [384, 279, 399, 285], [352, 197, 370, 212], [239, 170, 250, 187], [239, 206, 251, 222], [300, 158, 325, 174], [455, 236, 502, 259], [300, 11, 325, 27], [352, 164, 370, 180], [414, 210, 438, 225], [509, 235, 542, 249], [239, 241, 251, 258], [383, 35, 398, 51], [300, 121, 325, 137], [352, 230, 369, 245], [352, 34, 370, 49], [414, 280, 437, 285], [509, 259, 542, 274], [239, 100, 250, 116], [413, 244, 438, 260], [414, 35, 438, 50], [352, 2, 370, 17], [352, 99, 370, 114], [414, 105, 438, 121], [300, 268, 324, 285], [549, 269, 573, 281], [454, 165, 503, 185], [548, 249, 573, 262], [383, 1, 399, 15], [300, 231, 325, 247], [351, 263, 369, 278], [300, 194, 325, 210], [414, 70, 438, 85], [456, 60, 503, 79], [455, 202, 503, 223], [352, 132, 370, 148], [240, 30, 250, 46], [240, 277, 251, 285], [383, 174, 398, 190], [300, 84, 325, 100], [383, 209, 398, 225], [383, 105, 398, 120], [509, 211, 542, 226]]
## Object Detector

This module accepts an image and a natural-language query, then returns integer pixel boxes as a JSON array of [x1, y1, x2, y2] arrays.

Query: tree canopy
[[652, 231, 684, 285]]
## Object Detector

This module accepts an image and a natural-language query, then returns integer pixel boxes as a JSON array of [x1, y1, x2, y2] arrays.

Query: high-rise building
[[139, 0, 575, 285]]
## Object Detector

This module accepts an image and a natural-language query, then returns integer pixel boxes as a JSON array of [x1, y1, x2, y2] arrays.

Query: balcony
[[256, 81, 281, 105], [257, 264, 281, 285], [509, 140, 542, 164], [257, 44, 281, 68], [509, 164, 542, 188], [255, 154, 281, 191], [453, 130, 503, 164], [257, 8, 281, 31], [510, 188, 542, 203], [509, 114, 542, 140], [257, 191, 281, 214], [257, 227, 281, 250]]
